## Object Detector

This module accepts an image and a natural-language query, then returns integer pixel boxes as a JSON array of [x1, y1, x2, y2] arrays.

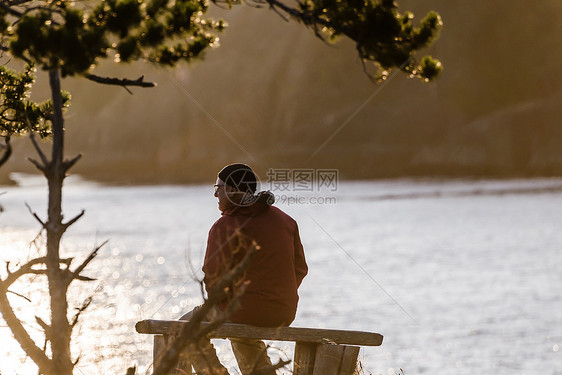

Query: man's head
[[218, 163, 257, 194], [214, 163, 257, 211]]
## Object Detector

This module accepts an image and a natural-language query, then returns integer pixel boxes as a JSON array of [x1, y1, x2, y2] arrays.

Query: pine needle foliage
[[0, 64, 68, 138], [0, 64, 70, 167], [2, 0, 225, 77], [247, 0, 443, 81]]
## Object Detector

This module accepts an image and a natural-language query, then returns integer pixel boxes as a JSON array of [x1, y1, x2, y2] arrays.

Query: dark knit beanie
[[218, 163, 257, 194]]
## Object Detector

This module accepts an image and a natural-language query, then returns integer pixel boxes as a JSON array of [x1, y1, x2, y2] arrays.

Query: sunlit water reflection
[[1, 175, 561, 374]]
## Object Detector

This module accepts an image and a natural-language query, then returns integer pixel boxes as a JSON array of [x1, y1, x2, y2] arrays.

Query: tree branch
[[7, 289, 31, 302], [245, 0, 351, 45], [0, 2, 63, 24], [70, 295, 93, 329], [153, 242, 258, 375], [0, 135, 12, 168], [4, 258, 47, 286], [0, 280, 53, 373], [62, 209, 85, 231], [76, 275, 96, 281], [3, 257, 71, 287], [27, 157, 47, 173], [84, 73, 156, 89], [6, 0, 34, 6], [0, 2, 24, 17], [35, 315, 50, 335], [28, 128, 50, 170], [259, 0, 332, 29], [62, 153, 82, 172], [25, 202, 46, 228], [194, 280, 249, 339], [68, 240, 107, 283]]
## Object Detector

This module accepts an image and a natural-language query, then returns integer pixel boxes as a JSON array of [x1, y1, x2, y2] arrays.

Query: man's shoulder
[[267, 205, 297, 225], [216, 204, 296, 226], [268, 205, 286, 216], [209, 214, 236, 232]]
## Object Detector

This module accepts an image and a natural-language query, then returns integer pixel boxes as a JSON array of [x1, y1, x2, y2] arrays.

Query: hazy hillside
[[2, 0, 561, 184]]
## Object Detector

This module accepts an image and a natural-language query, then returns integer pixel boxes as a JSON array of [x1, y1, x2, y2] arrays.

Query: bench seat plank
[[136, 320, 383, 346]]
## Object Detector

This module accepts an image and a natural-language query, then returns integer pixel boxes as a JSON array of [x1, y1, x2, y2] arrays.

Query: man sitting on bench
[[182, 163, 308, 375]]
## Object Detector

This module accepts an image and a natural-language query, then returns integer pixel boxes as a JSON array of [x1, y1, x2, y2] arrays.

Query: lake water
[[1, 175, 561, 375]]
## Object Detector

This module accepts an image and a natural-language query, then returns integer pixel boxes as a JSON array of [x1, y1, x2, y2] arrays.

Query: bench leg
[[310, 344, 360, 375], [338, 346, 361, 375], [153, 335, 193, 374], [293, 342, 317, 375]]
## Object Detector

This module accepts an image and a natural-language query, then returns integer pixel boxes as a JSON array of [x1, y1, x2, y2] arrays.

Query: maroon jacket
[[203, 200, 308, 327]]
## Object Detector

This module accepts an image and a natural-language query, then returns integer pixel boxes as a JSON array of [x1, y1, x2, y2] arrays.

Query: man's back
[[203, 201, 308, 327]]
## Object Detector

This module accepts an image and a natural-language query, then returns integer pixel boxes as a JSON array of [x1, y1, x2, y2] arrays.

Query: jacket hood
[[222, 191, 275, 217]]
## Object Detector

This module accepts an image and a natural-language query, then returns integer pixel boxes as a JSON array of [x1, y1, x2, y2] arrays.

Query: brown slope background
[[2, 0, 562, 184]]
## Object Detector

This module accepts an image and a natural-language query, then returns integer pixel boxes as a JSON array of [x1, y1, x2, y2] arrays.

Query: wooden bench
[[136, 319, 383, 375]]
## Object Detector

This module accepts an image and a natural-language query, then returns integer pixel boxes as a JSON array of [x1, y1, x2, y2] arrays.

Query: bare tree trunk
[[1, 64, 135, 375], [44, 68, 73, 375]]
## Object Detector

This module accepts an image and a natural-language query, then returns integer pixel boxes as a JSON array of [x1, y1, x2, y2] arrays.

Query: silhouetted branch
[[0, 2, 64, 25], [153, 242, 257, 375], [7, 289, 31, 302], [243, 0, 290, 22], [3, 257, 73, 287], [66, 273, 96, 282], [195, 279, 249, 339], [25, 202, 46, 227], [259, 0, 332, 29], [270, 4, 291, 22], [0, 135, 11, 167], [27, 157, 47, 173], [245, 0, 344, 44], [84, 73, 156, 89], [72, 355, 81, 367], [70, 295, 93, 329], [68, 240, 107, 283], [6, 0, 34, 6], [35, 315, 50, 336], [63, 209, 85, 231], [27, 128, 49, 171], [4, 257, 47, 286], [62, 153, 82, 172], [0, 2, 24, 17]]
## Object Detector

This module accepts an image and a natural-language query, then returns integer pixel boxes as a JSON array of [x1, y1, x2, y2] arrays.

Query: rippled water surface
[[1, 176, 561, 374]]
